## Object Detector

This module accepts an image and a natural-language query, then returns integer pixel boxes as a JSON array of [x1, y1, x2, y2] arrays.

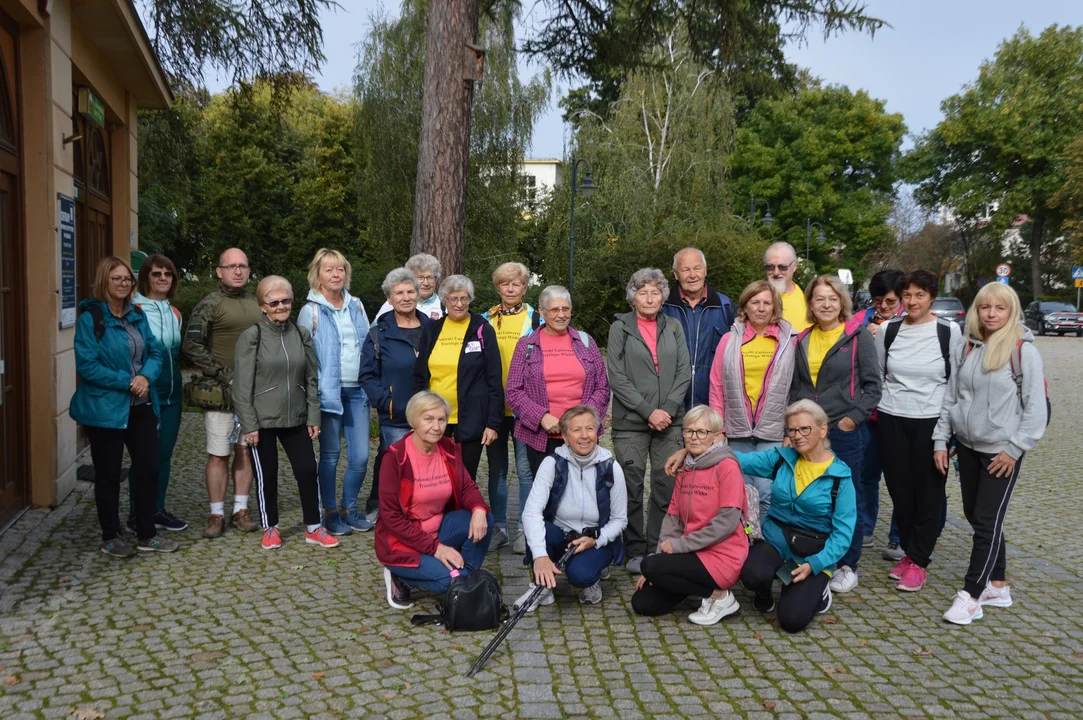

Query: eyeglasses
[[764, 262, 794, 272], [109, 276, 134, 285], [873, 296, 899, 306], [783, 426, 813, 437], [219, 264, 250, 272], [416, 275, 436, 283], [150, 270, 173, 279], [265, 298, 292, 309], [681, 428, 713, 439], [544, 306, 572, 315], [446, 296, 471, 306]]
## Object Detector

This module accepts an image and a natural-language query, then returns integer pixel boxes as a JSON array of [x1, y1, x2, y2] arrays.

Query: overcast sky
[[206, 0, 1083, 157]]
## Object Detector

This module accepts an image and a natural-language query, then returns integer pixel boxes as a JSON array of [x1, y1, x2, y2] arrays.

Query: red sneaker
[[305, 527, 340, 548], [896, 563, 927, 592], [262, 527, 282, 550], [888, 555, 913, 581]]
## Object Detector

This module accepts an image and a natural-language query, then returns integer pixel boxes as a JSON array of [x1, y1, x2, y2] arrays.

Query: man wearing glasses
[[182, 248, 263, 539], [764, 242, 809, 332]]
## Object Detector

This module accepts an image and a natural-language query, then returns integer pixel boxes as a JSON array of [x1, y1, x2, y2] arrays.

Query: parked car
[[1024, 300, 1082, 337], [930, 296, 967, 328]]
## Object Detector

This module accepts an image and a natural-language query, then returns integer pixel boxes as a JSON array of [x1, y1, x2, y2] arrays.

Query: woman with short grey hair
[[375, 252, 444, 321], [607, 268, 691, 574], [438, 274, 475, 304], [381, 268, 419, 298]]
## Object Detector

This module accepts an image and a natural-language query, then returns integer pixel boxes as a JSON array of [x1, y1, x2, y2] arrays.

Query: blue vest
[[544, 456, 625, 565], [308, 299, 369, 415]]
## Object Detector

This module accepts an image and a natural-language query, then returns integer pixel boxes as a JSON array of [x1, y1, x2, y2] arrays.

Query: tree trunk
[[411, 0, 480, 275], [1030, 218, 1044, 298]]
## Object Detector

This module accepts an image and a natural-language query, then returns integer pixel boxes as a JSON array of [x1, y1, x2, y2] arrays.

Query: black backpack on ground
[[411, 568, 508, 632]]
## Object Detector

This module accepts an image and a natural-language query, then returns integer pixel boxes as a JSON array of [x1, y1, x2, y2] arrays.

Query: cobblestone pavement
[[2, 337, 1082, 719]]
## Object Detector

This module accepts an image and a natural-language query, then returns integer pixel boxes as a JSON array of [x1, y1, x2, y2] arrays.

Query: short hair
[[868, 269, 903, 298], [93, 256, 135, 303], [558, 405, 601, 435], [406, 391, 450, 428], [764, 241, 798, 264], [736, 280, 783, 325], [307, 248, 353, 292], [406, 253, 441, 280], [438, 274, 475, 303], [626, 268, 670, 306], [256, 275, 293, 305], [683, 405, 723, 432], [538, 285, 572, 312], [492, 262, 529, 287], [897, 269, 939, 298], [382, 268, 419, 299], [218, 247, 248, 267], [137, 254, 179, 299], [785, 400, 829, 430], [672, 247, 707, 270], [805, 275, 853, 324]]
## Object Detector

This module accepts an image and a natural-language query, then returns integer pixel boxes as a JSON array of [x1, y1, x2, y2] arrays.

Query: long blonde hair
[[965, 283, 1023, 372]]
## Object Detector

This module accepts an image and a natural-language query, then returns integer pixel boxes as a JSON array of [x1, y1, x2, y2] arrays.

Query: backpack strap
[[88, 304, 106, 342], [1008, 339, 1025, 406], [368, 325, 382, 363], [881, 318, 902, 375], [172, 305, 182, 326], [577, 329, 590, 348], [936, 319, 951, 381], [306, 301, 319, 336], [829, 475, 842, 516]]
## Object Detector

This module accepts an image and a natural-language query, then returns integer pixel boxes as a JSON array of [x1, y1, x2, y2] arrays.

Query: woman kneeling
[[516, 406, 628, 610], [632, 406, 750, 626], [375, 391, 495, 610]]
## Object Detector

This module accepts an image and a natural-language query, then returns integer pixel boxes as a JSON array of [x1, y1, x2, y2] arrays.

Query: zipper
[[255, 386, 278, 396], [280, 332, 292, 418]]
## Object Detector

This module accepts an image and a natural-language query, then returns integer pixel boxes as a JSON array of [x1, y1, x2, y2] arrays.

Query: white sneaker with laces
[[579, 581, 603, 605], [689, 592, 739, 626], [978, 583, 1012, 608], [943, 590, 983, 625], [514, 583, 555, 612], [829, 565, 859, 593]]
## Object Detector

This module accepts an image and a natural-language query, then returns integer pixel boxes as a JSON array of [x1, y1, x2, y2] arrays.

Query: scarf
[[682, 440, 737, 471], [568, 445, 600, 470], [488, 302, 525, 329]]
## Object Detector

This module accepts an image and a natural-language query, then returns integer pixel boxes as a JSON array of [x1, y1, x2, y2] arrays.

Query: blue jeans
[[486, 417, 534, 529], [532, 522, 614, 588], [317, 386, 371, 513], [387, 509, 495, 592], [830, 423, 869, 570], [726, 437, 781, 521], [366, 424, 412, 514]]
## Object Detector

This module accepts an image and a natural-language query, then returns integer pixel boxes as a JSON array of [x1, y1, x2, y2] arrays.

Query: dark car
[[930, 296, 967, 328], [1024, 301, 1082, 337]]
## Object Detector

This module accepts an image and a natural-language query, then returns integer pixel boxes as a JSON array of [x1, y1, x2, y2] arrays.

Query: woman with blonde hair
[[934, 283, 1045, 625]]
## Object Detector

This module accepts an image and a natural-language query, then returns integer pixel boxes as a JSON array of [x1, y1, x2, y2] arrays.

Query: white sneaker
[[689, 592, 739, 626], [579, 581, 603, 605], [625, 555, 644, 574], [512, 530, 527, 554], [514, 583, 555, 612], [829, 565, 859, 593], [978, 583, 1013, 608], [943, 590, 984, 625]]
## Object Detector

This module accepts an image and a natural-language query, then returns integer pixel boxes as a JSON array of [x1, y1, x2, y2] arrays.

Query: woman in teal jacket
[[129, 254, 187, 532], [736, 399, 856, 633], [70, 257, 177, 558]]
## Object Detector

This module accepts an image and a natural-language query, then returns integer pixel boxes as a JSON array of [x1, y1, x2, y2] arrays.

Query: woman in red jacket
[[375, 391, 494, 610]]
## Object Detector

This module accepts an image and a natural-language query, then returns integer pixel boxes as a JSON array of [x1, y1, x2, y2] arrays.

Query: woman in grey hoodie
[[934, 283, 1046, 626]]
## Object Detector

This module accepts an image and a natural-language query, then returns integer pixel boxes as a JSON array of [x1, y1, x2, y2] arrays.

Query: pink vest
[[719, 320, 795, 441]]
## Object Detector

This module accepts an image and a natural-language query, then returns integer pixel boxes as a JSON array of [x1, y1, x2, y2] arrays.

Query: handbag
[[411, 567, 508, 632]]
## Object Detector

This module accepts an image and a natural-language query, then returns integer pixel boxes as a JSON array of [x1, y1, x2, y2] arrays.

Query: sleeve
[[806, 473, 857, 575], [482, 324, 505, 431], [232, 328, 260, 434], [1006, 343, 1047, 459], [580, 333, 611, 420], [845, 327, 882, 426], [933, 338, 964, 451], [708, 334, 728, 425], [659, 514, 684, 548], [73, 313, 131, 391], [359, 326, 388, 414], [181, 295, 230, 381], [301, 327, 321, 427], [378, 451, 439, 556], [296, 303, 314, 334], [669, 508, 743, 554], [734, 447, 785, 479], [374, 301, 392, 321], [523, 456, 556, 559], [505, 337, 547, 430], [597, 462, 628, 549], [606, 322, 653, 420], [412, 323, 436, 394], [138, 320, 163, 384], [662, 322, 692, 417]]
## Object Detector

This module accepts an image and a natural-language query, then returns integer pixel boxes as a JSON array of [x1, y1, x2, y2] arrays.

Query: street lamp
[[750, 196, 774, 227], [568, 152, 597, 296], [805, 218, 826, 262]]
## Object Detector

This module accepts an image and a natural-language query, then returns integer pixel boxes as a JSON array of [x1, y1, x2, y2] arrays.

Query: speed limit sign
[[996, 263, 1012, 278]]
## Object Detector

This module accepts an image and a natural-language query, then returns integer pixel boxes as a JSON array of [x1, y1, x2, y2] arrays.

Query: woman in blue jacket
[[737, 399, 856, 633], [70, 257, 177, 557]]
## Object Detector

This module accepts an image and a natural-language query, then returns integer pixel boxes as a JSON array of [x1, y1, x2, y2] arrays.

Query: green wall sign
[[78, 87, 105, 128]]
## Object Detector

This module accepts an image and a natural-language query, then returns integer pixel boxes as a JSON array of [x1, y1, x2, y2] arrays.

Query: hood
[[554, 443, 614, 468], [682, 440, 736, 470], [306, 288, 357, 310], [133, 292, 171, 309]]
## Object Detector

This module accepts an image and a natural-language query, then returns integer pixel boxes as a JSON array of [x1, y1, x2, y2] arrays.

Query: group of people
[[71, 240, 1045, 629]]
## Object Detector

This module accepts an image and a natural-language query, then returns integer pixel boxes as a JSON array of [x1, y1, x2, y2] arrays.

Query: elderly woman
[[71, 256, 176, 556], [482, 262, 542, 551], [412, 275, 504, 481], [234, 276, 339, 550], [376, 253, 443, 321], [789, 275, 880, 596], [737, 400, 857, 633], [933, 283, 1045, 625], [632, 406, 749, 626], [514, 406, 627, 610], [375, 391, 494, 610], [607, 268, 691, 574], [297, 248, 372, 535], [707, 279, 795, 518]]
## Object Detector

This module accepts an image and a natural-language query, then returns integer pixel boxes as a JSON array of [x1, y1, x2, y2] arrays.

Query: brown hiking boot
[[232, 509, 259, 533], [202, 514, 226, 539]]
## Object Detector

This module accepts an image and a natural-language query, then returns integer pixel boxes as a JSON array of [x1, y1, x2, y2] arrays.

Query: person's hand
[[308, 425, 321, 440], [782, 435, 793, 448], [868, 323, 881, 337], [791, 563, 813, 583], [837, 417, 857, 432], [569, 535, 596, 554], [988, 451, 1017, 478], [658, 539, 674, 554], [635, 575, 648, 591], [933, 450, 949, 475], [469, 508, 489, 543], [648, 409, 672, 431], [480, 427, 499, 446], [540, 413, 561, 435], [664, 448, 689, 477], [434, 543, 465, 571], [130, 375, 149, 398], [533, 556, 561, 588], [243, 431, 260, 447]]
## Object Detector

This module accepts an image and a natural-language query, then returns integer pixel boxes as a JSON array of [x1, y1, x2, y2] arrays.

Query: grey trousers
[[613, 424, 683, 557]]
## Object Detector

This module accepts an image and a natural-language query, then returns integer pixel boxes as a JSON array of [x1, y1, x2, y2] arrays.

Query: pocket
[[255, 386, 278, 397]]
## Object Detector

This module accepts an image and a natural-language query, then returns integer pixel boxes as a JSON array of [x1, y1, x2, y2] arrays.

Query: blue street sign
[[996, 277, 1010, 285], [1073, 266, 1083, 280]]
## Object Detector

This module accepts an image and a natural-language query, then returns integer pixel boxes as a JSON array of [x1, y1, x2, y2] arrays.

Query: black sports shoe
[[154, 509, 189, 532], [125, 516, 137, 534], [753, 592, 775, 613]]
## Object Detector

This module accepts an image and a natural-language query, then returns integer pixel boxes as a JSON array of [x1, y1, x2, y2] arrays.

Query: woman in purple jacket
[[506, 285, 610, 476]]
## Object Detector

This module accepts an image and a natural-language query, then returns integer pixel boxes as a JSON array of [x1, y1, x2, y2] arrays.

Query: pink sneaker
[[895, 563, 927, 592], [305, 527, 340, 548], [888, 555, 913, 580], [261, 527, 282, 550]]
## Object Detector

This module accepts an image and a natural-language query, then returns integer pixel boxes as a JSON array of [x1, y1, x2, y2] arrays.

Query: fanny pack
[[184, 376, 231, 410], [411, 567, 508, 632], [774, 521, 831, 557]]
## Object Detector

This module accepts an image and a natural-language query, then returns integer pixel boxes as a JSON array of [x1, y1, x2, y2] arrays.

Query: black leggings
[[878, 412, 946, 568], [740, 541, 830, 634], [631, 552, 721, 616], [86, 404, 159, 541], [957, 443, 1023, 599], [527, 437, 564, 477], [249, 425, 321, 529], [445, 424, 482, 480]]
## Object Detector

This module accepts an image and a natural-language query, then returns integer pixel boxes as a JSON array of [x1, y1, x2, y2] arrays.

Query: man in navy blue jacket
[[661, 248, 736, 409]]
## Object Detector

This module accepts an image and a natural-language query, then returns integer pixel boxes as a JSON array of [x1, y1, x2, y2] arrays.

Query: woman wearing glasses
[[737, 400, 856, 633], [412, 275, 504, 481], [233, 276, 339, 550], [71, 256, 177, 557]]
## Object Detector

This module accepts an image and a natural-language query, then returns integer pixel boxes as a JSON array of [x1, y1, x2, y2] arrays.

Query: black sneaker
[[125, 516, 137, 534], [753, 592, 775, 613], [154, 509, 189, 532]]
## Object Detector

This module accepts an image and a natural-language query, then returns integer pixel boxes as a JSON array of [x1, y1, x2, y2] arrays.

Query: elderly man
[[375, 253, 444, 321], [764, 242, 809, 332], [661, 248, 736, 408]]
